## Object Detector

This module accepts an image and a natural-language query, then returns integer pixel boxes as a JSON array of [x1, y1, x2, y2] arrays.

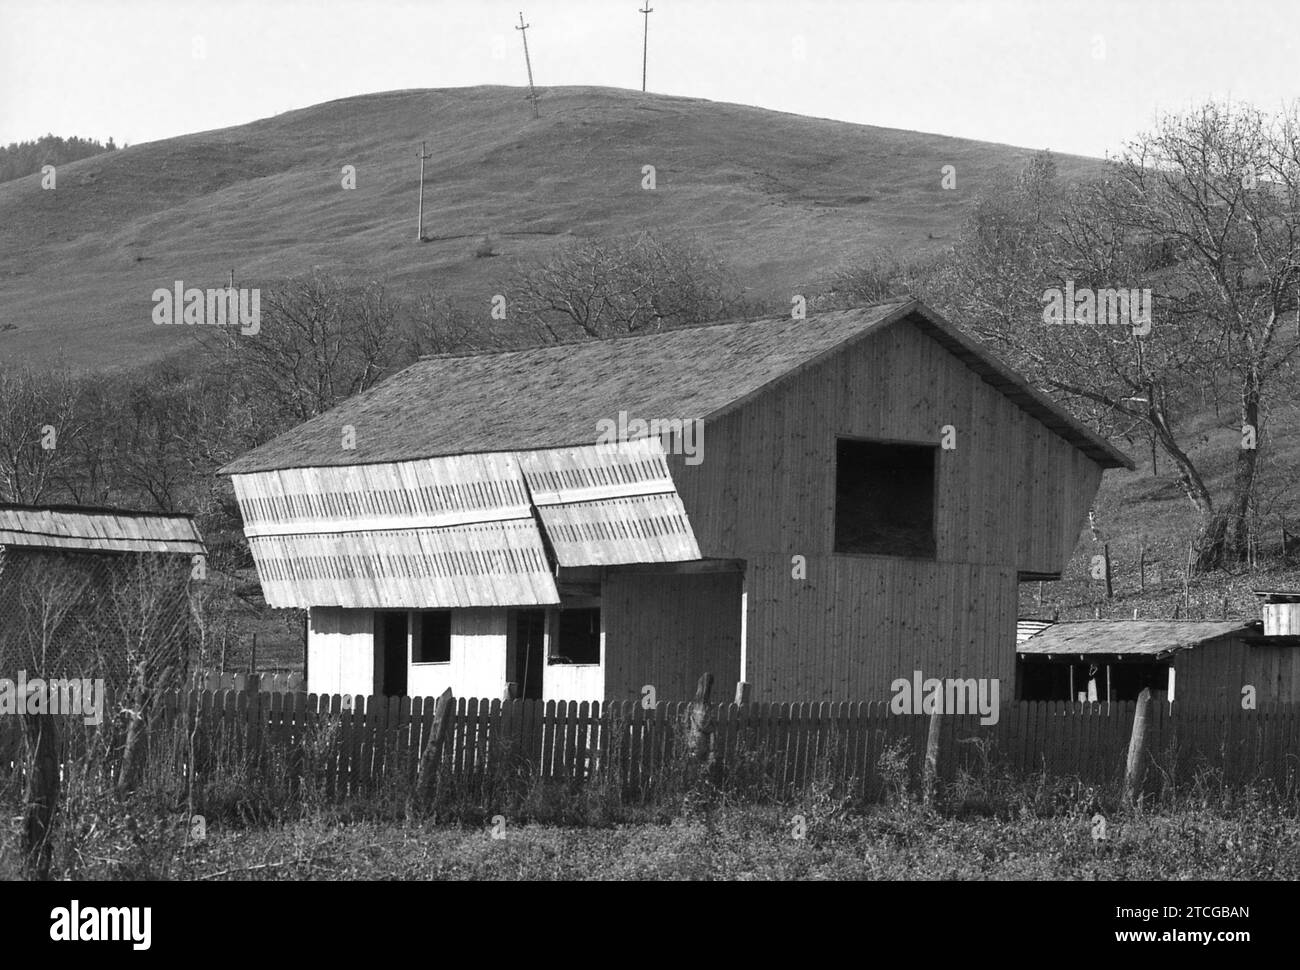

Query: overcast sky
[[1, 0, 1296, 156]]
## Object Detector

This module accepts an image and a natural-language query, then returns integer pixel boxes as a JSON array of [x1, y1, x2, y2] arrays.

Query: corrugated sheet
[[0, 504, 204, 554], [249, 522, 558, 609], [231, 454, 532, 535], [233, 455, 558, 609], [1017, 619, 1054, 644], [1017, 620, 1250, 657], [519, 440, 701, 566], [220, 301, 1132, 476]]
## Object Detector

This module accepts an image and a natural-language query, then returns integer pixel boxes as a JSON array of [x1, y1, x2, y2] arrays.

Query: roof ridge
[[0, 502, 197, 520], [416, 299, 912, 363]]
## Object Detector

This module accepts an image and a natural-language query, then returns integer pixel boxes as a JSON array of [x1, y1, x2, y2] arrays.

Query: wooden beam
[[603, 558, 745, 577]]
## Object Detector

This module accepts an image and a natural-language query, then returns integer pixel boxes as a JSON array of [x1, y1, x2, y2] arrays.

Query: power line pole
[[416, 140, 432, 241], [516, 12, 539, 118], [639, 4, 653, 92]]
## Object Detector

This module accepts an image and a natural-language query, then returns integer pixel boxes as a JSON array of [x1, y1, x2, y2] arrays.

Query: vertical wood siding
[[668, 319, 1103, 702], [1175, 637, 1300, 707], [601, 569, 742, 703], [307, 607, 374, 697], [408, 609, 509, 700]]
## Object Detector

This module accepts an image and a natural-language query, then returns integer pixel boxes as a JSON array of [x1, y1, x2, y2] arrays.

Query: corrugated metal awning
[[232, 455, 559, 609], [518, 438, 701, 566], [247, 522, 557, 609]]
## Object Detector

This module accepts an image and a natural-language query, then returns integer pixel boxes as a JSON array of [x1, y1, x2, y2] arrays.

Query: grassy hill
[[0, 85, 1105, 369]]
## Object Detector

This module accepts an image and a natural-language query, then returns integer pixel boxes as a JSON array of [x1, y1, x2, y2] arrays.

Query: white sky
[[0, 0, 1296, 156]]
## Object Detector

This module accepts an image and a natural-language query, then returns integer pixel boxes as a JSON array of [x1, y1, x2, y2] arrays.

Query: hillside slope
[[0, 85, 1104, 369]]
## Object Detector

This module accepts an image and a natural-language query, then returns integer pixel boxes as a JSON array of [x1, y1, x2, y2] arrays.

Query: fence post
[[1123, 687, 1152, 808], [417, 688, 454, 805], [685, 673, 715, 765], [922, 706, 942, 807]]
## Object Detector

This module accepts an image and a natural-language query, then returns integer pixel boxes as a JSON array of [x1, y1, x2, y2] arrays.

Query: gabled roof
[[220, 300, 1134, 476], [1016, 620, 1249, 658], [0, 503, 205, 555]]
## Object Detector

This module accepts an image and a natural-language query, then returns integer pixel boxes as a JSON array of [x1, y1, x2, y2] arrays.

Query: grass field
[[8, 798, 1295, 881]]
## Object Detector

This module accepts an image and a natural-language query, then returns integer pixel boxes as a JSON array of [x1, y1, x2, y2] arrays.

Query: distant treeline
[[0, 134, 120, 183]]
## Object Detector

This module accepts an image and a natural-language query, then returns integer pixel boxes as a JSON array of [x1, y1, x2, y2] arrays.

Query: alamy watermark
[[0, 671, 105, 725], [595, 410, 704, 466], [151, 280, 261, 334], [1041, 282, 1151, 336], [50, 901, 150, 950], [890, 670, 1001, 725]]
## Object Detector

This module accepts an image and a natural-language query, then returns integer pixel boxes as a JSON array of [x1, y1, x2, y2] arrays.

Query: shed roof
[[1253, 589, 1300, 603], [219, 300, 1134, 476], [1016, 620, 1250, 658], [0, 503, 205, 555]]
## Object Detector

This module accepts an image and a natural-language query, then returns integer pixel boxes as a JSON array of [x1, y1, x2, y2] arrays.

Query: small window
[[413, 610, 451, 663], [549, 608, 601, 665], [834, 439, 936, 558]]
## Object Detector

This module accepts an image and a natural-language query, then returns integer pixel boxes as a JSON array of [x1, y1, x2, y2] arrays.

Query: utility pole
[[516, 12, 539, 118], [639, 4, 653, 92], [416, 140, 432, 241]]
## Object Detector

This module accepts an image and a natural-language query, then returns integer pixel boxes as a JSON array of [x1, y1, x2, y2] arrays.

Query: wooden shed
[[220, 299, 1132, 704], [1016, 618, 1300, 707], [0, 503, 206, 684]]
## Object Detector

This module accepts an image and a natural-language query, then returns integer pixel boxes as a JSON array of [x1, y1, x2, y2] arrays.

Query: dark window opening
[[514, 609, 546, 699], [834, 439, 936, 558], [1016, 660, 1170, 702], [377, 611, 408, 697], [549, 608, 601, 665], [413, 610, 451, 663]]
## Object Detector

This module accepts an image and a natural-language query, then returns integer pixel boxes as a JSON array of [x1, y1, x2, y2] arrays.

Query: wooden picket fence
[[3, 693, 1298, 800], [189, 671, 304, 693]]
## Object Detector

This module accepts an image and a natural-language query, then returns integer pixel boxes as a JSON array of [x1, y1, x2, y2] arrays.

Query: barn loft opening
[[550, 607, 601, 665], [834, 439, 937, 558], [413, 610, 452, 664]]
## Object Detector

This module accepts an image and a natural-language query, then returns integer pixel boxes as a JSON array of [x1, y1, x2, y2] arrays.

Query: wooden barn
[[1016, 615, 1300, 707], [0, 503, 206, 684], [219, 299, 1133, 704]]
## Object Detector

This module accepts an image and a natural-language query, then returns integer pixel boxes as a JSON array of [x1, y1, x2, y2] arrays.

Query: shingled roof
[[220, 300, 1134, 475]]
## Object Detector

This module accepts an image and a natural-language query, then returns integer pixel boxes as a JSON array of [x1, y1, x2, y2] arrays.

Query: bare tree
[[925, 101, 1300, 571], [208, 271, 401, 435], [0, 366, 90, 504], [404, 288, 484, 359], [0, 554, 105, 879], [515, 232, 746, 340]]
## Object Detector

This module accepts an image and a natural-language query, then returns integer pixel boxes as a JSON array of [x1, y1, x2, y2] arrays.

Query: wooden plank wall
[[667, 318, 1111, 703], [673, 320, 1108, 575], [1176, 637, 1300, 707], [741, 554, 1017, 702], [602, 568, 742, 704], [307, 607, 374, 696]]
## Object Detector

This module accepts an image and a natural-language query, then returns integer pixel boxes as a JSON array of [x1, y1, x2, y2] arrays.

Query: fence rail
[[3, 693, 1298, 799]]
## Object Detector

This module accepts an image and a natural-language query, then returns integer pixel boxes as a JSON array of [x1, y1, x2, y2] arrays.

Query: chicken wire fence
[[0, 547, 197, 694]]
